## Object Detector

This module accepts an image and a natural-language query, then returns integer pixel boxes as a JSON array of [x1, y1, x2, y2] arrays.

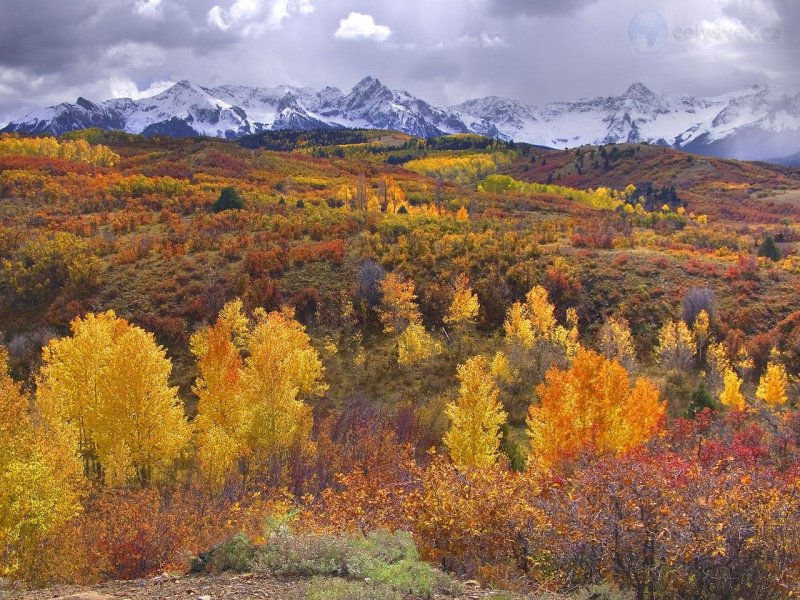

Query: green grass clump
[[305, 577, 403, 600], [364, 558, 462, 598], [193, 533, 257, 573], [255, 533, 352, 576], [253, 530, 461, 599]]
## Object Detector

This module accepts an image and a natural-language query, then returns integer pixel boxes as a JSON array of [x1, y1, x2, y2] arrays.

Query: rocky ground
[[3, 573, 498, 600]]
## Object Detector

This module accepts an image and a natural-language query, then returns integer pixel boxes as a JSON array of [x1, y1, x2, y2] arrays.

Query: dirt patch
[[6, 573, 496, 600]]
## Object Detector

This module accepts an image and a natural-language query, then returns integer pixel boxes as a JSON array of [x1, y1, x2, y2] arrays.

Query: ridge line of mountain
[[4, 76, 799, 163]]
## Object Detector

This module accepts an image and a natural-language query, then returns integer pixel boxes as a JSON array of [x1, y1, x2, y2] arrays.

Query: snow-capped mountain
[[454, 83, 800, 161], [4, 78, 799, 162]]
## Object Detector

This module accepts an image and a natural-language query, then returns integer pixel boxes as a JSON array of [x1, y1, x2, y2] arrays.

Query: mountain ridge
[[4, 77, 800, 162]]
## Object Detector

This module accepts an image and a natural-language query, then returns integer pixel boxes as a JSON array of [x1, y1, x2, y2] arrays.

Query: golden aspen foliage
[[0, 347, 81, 577], [526, 285, 557, 339], [490, 350, 516, 385], [693, 310, 710, 357], [404, 153, 511, 185], [455, 206, 469, 221], [336, 184, 354, 207], [719, 368, 746, 411], [564, 307, 581, 358], [240, 307, 327, 463], [36, 311, 190, 487], [366, 191, 382, 212], [706, 342, 731, 393], [444, 356, 507, 469], [503, 301, 535, 350], [378, 272, 421, 333], [756, 354, 788, 407], [504, 285, 557, 350], [503, 284, 579, 384], [735, 346, 755, 382], [656, 319, 697, 371], [444, 273, 479, 332], [397, 323, 443, 366], [190, 299, 250, 490], [527, 348, 664, 471], [0, 133, 119, 166], [386, 180, 405, 214], [598, 315, 637, 371]]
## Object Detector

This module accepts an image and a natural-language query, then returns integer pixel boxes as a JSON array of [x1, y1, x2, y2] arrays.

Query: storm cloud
[[0, 0, 797, 125]]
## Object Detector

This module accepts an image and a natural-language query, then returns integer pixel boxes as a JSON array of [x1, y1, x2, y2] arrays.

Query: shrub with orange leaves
[[412, 455, 543, 583], [28, 486, 287, 585], [300, 438, 421, 535]]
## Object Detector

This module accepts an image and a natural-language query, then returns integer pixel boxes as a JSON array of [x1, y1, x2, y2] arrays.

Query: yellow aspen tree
[[0, 347, 81, 577], [735, 347, 755, 382], [455, 206, 469, 221], [503, 301, 535, 350], [36, 311, 190, 487], [656, 319, 697, 371], [526, 285, 556, 339], [756, 353, 788, 407], [190, 299, 250, 490], [598, 315, 637, 371], [503, 286, 557, 349], [693, 310, 710, 358], [387, 180, 405, 214], [444, 356, 507, 469], [490, 350, 516, 385], [719, 368, 746, 411], [397, 323, 443, 366], [444, 273, 479, 334], [706, 342, 731, 393], [240, 308, 327, 463], [504, 285, 571, 379], [366, 191, 382, 212], [527, 348, 664, 471], [378, 272, 421, 333], [563, 307, 581, 358]]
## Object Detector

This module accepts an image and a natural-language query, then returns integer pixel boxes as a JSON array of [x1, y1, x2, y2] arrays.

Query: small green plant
[[686, 383, 716, 417], [365, 559, 462, 598], [255, 533, 352, 576], [305, 577, 402, 600], [536, 584, 633, 600], [252, 530, 461, 599], [192, 533, 256, 573]]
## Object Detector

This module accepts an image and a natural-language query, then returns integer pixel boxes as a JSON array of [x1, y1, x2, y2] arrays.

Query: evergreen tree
[[758, 236, 781, 261], [213, 186, 245, 212]]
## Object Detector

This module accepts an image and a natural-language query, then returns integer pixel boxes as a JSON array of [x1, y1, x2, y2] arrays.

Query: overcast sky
[[0, 0, 797, 125]]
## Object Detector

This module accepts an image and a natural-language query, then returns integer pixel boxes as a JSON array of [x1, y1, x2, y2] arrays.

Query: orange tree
[[527, 348, 664, 471]]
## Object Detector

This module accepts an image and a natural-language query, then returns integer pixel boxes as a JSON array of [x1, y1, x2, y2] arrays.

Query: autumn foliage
[[528, 348, 664, 471], [3, 131, 800, 596]]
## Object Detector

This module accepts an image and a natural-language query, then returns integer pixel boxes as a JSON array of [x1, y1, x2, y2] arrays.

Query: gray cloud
[[486, 0, 600, 18], [0, 0, 797, 126]]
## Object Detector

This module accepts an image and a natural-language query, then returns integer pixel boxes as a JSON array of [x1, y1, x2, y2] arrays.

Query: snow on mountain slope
[[4, 78, 799, 162]]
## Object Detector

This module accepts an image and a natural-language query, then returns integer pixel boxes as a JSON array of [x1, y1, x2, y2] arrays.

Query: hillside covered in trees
[[3, 128, 800, 598]]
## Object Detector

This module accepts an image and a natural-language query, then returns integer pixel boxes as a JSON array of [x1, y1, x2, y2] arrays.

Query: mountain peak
[[352, 76, 385, 93], [625, 82, 656, 98], [76, 97, 98, 111], [164, 80, 207, 96]]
